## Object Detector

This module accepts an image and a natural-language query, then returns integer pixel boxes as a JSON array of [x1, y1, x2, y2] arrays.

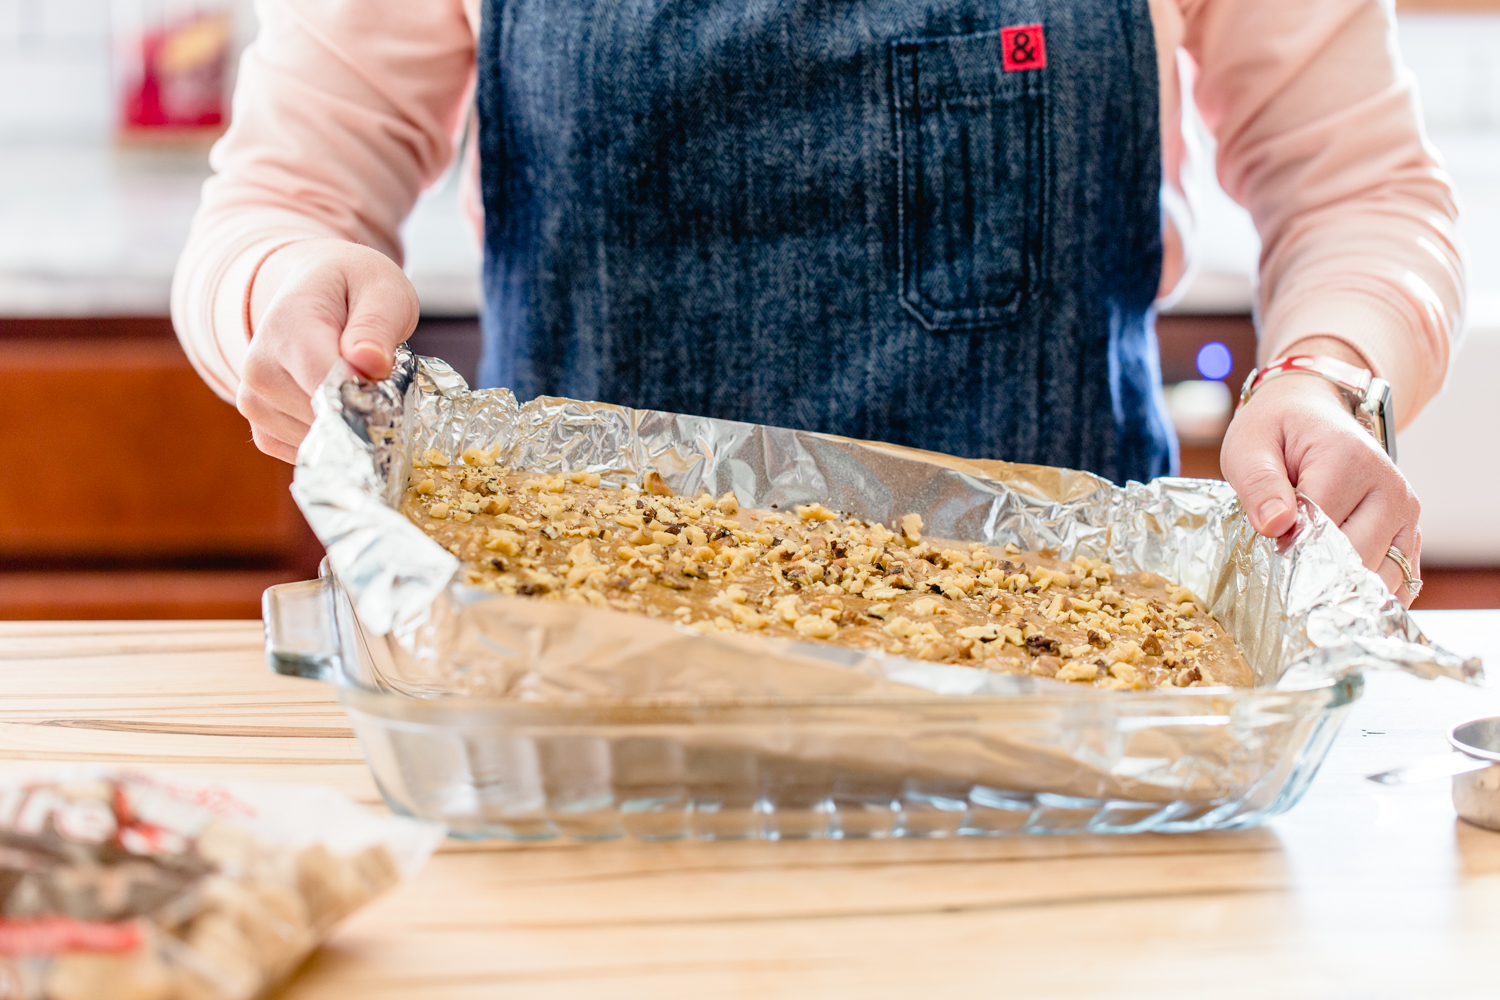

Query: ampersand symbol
[[1009, 31, 1036, 65]]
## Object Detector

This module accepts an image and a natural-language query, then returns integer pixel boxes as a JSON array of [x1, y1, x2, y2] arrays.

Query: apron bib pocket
[[892, 28, 1047, 331]]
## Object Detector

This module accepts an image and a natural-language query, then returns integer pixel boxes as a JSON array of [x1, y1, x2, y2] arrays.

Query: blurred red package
[[118, 7, 231, 132]]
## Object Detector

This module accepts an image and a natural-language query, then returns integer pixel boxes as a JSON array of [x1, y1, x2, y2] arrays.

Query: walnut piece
[[401, 464, 1251, 690]]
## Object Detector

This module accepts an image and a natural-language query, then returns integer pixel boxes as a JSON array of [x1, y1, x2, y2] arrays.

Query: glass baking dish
[[264, 572, 1361, 841]]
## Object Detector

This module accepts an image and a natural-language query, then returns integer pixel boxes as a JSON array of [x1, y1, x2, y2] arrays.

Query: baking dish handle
[[262, 577, 340, 683]]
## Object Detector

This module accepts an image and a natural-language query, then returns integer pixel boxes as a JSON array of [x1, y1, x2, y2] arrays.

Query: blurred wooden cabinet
[[0, 318, 321, 619], [3, 314, 1488, 616]]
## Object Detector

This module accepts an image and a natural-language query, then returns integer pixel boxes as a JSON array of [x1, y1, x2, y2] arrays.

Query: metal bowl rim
[[1448, 716, 1500, 762]]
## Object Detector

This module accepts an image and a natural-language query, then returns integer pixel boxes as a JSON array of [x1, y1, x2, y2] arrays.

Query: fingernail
[[1258, 499, 1288, 526], [348, 341, 390, 373]]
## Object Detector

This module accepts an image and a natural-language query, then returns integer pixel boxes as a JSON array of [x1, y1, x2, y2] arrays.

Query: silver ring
[[1385, 545, 1422, 599]]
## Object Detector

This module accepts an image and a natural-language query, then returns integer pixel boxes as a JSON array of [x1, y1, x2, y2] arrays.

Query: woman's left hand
[[1219, 343, 1421, 607]]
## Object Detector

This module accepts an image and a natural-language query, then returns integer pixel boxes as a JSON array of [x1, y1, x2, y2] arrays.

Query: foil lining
[[291, 346, 1484, 705]]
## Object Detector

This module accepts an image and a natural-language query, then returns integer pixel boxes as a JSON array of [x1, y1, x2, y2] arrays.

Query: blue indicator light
[[1195, 341, 1233, 381]]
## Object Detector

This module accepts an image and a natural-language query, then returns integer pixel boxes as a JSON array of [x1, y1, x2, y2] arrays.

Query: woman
[[173, 0, 1462, 606]]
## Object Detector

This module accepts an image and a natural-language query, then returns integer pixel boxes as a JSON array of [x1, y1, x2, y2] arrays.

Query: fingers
[[239, 391, 311, 452], [238, 374, 312, 463], [1377, 522, 1422, 608], [250, 238, 418, 391], [1285, 438, 1420, 606], [1288, 445, 1388, 528], [339, 252, 420, 381], [245, 284, 345, 405], [241, 343, 317, 425], [1219, 412, 1298, 538], [1296, 416, 1418, 594], [1337, 479, 1421, 573], [233, 240, 420, 463], [238, 305, 335, 462], [237, 332, 318, 464], [1222, 371, 1424, 607], [344, 340, 394, 381], [251, 426, 300, 465], [1339, 480, 1421, 608], [1405, 523, 1423, 605]]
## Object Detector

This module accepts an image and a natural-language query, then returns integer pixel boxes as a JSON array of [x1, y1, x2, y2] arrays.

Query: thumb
[[1221, 419, 1298, 539], [338, 256, 420, 381]]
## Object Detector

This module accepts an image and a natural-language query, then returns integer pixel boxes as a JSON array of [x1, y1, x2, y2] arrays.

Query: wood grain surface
[[2, 616, 1499, 999]]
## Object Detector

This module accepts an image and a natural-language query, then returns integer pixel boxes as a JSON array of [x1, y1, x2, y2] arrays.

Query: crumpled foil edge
[[291, 348, 1484, 701]]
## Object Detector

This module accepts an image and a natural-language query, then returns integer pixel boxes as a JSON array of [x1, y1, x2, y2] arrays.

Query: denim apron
[[475, 0, 1173, 484]]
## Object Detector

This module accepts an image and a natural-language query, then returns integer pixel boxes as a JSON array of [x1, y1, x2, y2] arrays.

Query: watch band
[[1237, 355, 1397, 462]]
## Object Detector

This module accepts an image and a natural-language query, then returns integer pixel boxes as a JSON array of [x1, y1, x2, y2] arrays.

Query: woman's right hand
[[238, 238, 420, 463]]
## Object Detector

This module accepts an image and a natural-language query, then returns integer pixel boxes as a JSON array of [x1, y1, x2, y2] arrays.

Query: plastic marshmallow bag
[[0, 770, 444, 1000]]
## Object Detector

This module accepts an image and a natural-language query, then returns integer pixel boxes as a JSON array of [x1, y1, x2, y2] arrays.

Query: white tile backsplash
[[0, 0, 254, 138], [1396, 14, 1500, 132], [39, 0, 108, 40], [0, 0, 110, 138], [0, 3, 1494, 310], [0, 6, 1494, 137], [0, 48, 112, 137], [0, 0, 108, 46], [0, 0, 23, 44]]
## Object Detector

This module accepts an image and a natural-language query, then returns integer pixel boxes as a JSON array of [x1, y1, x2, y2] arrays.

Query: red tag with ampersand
[[1000, 24, 1047, 72]]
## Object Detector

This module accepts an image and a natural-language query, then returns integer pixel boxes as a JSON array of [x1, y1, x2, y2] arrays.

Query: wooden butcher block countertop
[[3, 613, 1500, 999]]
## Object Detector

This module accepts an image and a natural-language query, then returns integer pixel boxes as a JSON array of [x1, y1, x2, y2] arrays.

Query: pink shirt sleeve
[[1181, 0, 1463, 427], [170, 0, 476, 402], [175, 0, 1461, 430]]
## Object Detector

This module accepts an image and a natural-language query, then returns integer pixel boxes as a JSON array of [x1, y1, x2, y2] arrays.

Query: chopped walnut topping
[[882, 616, 919, 639], [1025, 634, 1060, 656], [900, 513, 923, 544], [796, 502, 839, 522], [1055, 659, 1099, 682], [403, 465, 1250, 689], [1174, 665, 1203, 687], [1031, 655, 1063, 678], [462, 445, 500, 467], [794, 614, 838, 638], [909, 596, 945, 617]]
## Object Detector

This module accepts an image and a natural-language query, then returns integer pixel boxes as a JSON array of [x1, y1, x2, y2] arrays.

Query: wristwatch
[[1237, 355, 1397, 462]]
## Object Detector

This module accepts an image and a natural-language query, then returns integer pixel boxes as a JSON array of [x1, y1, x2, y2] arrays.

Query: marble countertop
[[4, 129, 1495, 321], [0, 141, 483, 318]]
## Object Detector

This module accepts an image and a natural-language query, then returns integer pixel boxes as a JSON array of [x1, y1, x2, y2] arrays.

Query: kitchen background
[[1, 0, 1496, 618]]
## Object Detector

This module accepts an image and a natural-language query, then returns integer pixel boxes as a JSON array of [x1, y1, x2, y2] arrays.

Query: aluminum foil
[[291, 347, 1484, 704]]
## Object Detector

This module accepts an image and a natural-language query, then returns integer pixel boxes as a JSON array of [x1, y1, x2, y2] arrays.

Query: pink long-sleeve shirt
[[172, 0, 1464, 428]]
